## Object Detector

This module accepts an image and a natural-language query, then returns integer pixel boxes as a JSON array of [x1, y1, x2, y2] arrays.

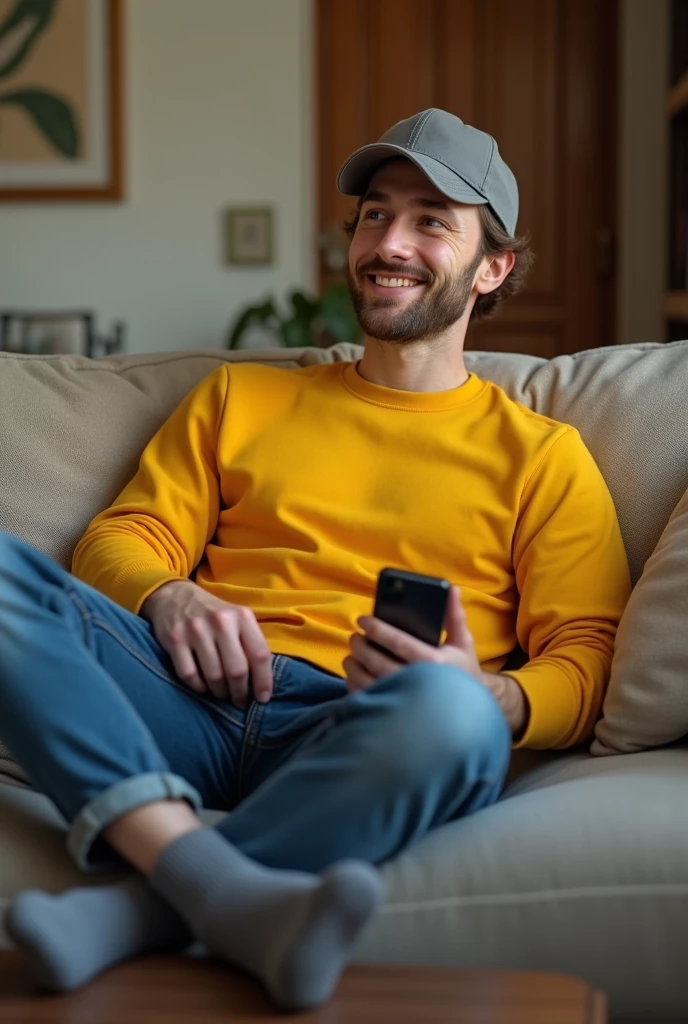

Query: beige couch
[[2, 340, 688, 1023]]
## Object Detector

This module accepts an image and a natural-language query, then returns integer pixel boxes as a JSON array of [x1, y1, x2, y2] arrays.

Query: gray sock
[[150, 828, 385, 1010], [5, 874, 191, 991]]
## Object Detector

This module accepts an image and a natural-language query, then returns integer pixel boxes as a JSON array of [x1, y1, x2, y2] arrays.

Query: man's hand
[[344, 584, 529, 735], [140, 579, 273, 708]]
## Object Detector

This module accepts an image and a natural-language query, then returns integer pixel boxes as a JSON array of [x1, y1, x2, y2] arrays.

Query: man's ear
[[474, 250, 515, 295]]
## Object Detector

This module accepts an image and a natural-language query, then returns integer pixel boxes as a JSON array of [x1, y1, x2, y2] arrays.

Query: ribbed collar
[[340, 360, 485, 412]]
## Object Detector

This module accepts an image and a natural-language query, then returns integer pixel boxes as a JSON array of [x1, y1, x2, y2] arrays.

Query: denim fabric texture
[[0, 530, 512, 872]]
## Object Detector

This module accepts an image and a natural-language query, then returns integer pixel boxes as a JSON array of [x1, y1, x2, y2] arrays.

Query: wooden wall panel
[[317, 0, 369, 234], [439, 0, 478, 118], [367, 1, 439, 137]]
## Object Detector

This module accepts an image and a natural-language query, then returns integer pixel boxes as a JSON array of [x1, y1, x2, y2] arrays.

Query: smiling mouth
[[366, 274, 425, 289]]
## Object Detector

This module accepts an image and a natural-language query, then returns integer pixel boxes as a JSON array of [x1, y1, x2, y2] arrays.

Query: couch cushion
[[355, 744, 688, 1021], [2, 748, 688, 1020], [592, 483, 688, 755]]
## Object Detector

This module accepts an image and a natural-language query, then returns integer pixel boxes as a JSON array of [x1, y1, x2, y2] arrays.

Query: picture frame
[[0, 0, 124, 201], [225, 206, 274, 265]]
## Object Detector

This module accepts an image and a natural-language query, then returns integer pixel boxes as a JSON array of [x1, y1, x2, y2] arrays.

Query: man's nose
[[375, 222, 415, 264]]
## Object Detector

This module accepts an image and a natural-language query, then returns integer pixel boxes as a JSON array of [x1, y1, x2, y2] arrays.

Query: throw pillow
[[592, 483, 688, 754]]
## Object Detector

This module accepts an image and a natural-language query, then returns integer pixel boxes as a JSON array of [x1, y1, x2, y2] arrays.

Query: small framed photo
[[225, 206, 274, 265]]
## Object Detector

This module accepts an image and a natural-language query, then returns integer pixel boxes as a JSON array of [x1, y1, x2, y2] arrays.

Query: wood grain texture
[[0, 951, 607, 1023]]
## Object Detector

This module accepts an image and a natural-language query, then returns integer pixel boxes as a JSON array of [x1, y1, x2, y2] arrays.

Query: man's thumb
[[444, 585, 473, 649]]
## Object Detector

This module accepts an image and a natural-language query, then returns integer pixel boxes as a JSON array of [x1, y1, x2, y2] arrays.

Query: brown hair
[[343, 200, 534, 323]]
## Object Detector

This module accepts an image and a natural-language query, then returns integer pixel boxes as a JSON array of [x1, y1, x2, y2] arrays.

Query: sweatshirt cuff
[[109, 562, 189, 615], [502, 664, 579, 750]]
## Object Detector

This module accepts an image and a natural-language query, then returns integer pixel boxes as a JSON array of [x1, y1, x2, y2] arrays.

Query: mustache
[[356, 260, 433, 284]]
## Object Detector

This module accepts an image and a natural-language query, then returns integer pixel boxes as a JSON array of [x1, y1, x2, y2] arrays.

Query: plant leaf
[[0, 0, 54, 80], [226, 299, 277, 349], [319, 282, 361, 344], [289, 289, 317, 320], [281, 309, 314, 348], [0, 88, 79, 156]]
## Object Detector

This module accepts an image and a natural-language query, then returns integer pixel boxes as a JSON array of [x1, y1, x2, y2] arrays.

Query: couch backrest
[[1, 339, 687, 585]]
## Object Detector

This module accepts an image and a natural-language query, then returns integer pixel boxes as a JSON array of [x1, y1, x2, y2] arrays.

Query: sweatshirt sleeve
[[504, 427, 631, 750], [71, 364, 229, 614]]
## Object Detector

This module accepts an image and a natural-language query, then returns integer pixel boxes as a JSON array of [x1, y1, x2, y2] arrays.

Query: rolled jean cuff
[[67, 772, 202, 872]]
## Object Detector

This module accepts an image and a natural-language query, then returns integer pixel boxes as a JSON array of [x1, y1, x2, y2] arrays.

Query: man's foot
[[151, 828, 385, 1010], [5, 875, 191, 991]]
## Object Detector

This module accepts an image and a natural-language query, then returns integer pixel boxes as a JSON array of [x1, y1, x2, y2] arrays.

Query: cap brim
[[336, 144, 488, 206]]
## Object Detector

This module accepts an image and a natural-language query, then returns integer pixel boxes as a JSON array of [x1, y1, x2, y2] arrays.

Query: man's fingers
[[444, 585, 475, 651], [187, 618, 231, 700], [161, 604, 271, 708], [237, 611, 274, 702], [356, 616, 431, 663], [210, 607, 272, 707], [167, 640, 208, 694], [343, 654, 375, 691], [350, 632, 404, 677], [197, 610, 245, 706]]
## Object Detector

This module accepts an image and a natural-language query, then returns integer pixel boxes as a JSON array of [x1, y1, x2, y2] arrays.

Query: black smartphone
[[369, 567, 451, 655]]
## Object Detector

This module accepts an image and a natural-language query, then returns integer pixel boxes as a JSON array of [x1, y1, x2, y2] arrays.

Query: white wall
[[0, 0, 314, 353], [617, 0, 670, 344]]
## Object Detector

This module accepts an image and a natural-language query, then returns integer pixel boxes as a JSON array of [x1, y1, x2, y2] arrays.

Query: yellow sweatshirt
[[72, 360, 631, 750]]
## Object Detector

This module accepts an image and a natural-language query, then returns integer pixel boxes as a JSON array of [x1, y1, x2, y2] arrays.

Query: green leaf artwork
[[0, 0, 81, 159], [0, 88, 78, 156], [0, 0, 54, 79]]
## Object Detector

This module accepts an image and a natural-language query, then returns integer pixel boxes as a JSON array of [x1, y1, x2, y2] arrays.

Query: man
[[0, 109, 631, 1009]]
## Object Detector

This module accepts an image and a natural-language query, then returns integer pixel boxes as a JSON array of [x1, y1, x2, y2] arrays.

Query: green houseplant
[[227, 282, 361, 350]]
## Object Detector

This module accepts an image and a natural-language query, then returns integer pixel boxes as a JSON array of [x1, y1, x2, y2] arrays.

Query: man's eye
[[423, 217, 444, 228], [364, 209, 385, 221]]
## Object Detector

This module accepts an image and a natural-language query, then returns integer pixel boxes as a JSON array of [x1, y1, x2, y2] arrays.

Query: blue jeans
[[0, 530, 512, 873]]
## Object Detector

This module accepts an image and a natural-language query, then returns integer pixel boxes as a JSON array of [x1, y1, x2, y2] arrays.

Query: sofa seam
[[0, 352, 304, 373], [379, 882, 688, 916]]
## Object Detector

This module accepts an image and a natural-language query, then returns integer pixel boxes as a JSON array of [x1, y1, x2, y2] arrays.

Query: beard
[[347, 249, 484, 343]]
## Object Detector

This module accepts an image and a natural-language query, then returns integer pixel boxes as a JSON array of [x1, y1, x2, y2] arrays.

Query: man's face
[[347, 159, 486, 343]]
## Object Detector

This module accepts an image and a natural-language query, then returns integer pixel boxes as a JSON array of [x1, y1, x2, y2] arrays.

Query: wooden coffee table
[[0, 951, 606, 1022]]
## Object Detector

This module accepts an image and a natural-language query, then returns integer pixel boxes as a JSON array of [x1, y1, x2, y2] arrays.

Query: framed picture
[[226, 207, 274, 265], [0, 0, 124, 201]]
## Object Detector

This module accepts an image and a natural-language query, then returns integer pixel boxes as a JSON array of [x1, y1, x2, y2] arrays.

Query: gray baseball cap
[[337, 108, 519, 236]]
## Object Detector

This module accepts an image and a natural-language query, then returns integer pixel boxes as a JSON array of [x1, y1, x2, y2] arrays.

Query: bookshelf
[[666, 0, 688, 340]]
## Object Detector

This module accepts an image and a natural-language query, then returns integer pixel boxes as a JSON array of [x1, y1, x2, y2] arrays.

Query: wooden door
[[317, 0, 618, 357]]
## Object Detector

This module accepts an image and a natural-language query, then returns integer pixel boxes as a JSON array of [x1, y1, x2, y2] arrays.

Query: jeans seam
[[64, 584, 246, 730], [236, 654, 288, 798]]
